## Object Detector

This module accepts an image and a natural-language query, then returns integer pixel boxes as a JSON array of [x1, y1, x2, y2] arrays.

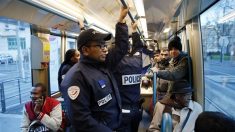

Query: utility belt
[[121, 103, 142, 114]]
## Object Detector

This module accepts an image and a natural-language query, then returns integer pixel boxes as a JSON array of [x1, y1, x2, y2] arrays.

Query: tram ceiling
[[0, 0, 218, 40], [144, 0, 182, 40]]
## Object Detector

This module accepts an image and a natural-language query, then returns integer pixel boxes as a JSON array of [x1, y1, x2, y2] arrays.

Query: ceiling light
[[132, 0, 148, 38], [163, 28, 171, 33], [28, 0, 83, 22]]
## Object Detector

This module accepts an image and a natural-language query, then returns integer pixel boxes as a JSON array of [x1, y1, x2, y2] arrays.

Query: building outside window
[[7, 37, 26, 50], [200, 0, 235, 118]]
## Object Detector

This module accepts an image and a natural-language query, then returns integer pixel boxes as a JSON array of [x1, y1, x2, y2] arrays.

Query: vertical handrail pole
[[161, 113, 173, 132], [186, 40, 192, 87], [153, 72, 157, 106], [18, 79, 22, 104], [0, 83, 6, 113]]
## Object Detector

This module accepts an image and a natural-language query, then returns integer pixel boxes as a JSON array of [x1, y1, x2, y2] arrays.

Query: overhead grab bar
[[120, 0, 142, 36]]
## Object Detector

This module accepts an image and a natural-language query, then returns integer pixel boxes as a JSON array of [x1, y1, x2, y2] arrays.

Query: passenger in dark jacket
[[148, 36, 192, 92], [58, 49, 80, 88], [60, 7, 129, 132]]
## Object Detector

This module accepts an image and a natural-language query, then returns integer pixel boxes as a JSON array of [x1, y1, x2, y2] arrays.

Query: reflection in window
[[49, 35, 61, 93], [200, 0, 235, 118]]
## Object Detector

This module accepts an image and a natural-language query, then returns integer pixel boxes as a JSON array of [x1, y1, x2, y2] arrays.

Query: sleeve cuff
[[80, 27, 85, 31], [37, 112, 45, 120], [117, 22, 127, 25]]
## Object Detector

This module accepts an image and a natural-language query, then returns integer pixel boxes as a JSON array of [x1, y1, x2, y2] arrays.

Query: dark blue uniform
[[113, 32, 143, 132], [61, 23, 129, 132]]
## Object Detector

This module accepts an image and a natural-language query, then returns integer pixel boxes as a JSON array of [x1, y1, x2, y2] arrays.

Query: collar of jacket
[[80, 55, 105, 68], [62, 61, 76, 67], [172, 52, 187, 64]]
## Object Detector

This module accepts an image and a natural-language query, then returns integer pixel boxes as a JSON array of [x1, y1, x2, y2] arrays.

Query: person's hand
[[131, 22, 137, 32], [78, 20, 85, 31], [150, 67, 159, 73], [145, 71, 153, 78], [118, 6, 129, 23], [34, 98, 43, 115]]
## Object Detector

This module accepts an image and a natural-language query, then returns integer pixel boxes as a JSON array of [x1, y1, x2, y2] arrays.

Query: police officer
[[113, 22, 144, 132], [60, 7, 129, 132]]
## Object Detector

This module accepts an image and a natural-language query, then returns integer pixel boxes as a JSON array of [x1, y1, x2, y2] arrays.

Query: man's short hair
[[161, 47, 168, 52], [195, 111, 235, 132], [34, 83, 47, 97], [168, 36, 182, 51], [153, 49, 160, 55]]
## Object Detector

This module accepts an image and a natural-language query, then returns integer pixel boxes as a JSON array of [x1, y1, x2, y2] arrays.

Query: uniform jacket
[[148, 101, 202, 132], [157, 52, 192, 92], [21, 97, 63, 132], [60, 22, 129, 132], [113, 32, 143, 106]]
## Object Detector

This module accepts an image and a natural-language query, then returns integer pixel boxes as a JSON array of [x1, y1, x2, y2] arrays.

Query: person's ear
[[82, 46, 89, 56]]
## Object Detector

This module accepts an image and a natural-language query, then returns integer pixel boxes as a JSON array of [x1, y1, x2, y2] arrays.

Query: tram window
[[49, 35, 61, 93], [0, 17, 32, 114], [66, 38, 76, 50], [200, 0, 235, 118]]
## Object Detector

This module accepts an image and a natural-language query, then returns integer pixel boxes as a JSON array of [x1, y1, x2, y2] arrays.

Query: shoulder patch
[[68, 86, 80, 100]]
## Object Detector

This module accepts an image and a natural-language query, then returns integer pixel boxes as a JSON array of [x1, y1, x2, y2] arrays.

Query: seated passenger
[[58, 49, 80, 88], [21, 83, 64, 132], [148, 80, 202, 132], [195, 111, 235, 132]]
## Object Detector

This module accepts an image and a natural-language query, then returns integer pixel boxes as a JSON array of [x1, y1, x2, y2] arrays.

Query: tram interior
[[0, 0, 235, 131]]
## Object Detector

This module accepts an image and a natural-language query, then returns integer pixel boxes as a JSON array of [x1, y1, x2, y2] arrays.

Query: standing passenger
[[58, 49, 80, 88], [114, 22, 143, 132], [148, 36, 192, 92], [60, 7, 129, 132], [156, 48, 170, 100]]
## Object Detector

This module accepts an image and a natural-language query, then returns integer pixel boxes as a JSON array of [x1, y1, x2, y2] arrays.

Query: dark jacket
[[157, 59, 170, 93], [60, 23, 129, 132], [58, 62, 75, 88], [113, 32, 143, 106], [157, 52, 192, 92]]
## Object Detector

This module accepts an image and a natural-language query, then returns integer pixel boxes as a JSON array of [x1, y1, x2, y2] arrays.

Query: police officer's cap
[[77, 29, 112, 49]]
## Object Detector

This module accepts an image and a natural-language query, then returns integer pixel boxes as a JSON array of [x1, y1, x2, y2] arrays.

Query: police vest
[[113, 53, 142, 105]]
